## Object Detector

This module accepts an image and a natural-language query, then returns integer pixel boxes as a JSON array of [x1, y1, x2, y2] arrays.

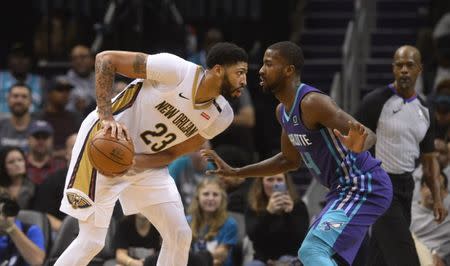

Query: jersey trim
[[190, 67, 213, 110], [66, 82, 143, 206], [112, 82, 143, 115], [283, 83, 305, 121]]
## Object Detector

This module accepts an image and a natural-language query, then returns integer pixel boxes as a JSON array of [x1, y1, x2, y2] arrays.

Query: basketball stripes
[[66, 82, 142, 203]]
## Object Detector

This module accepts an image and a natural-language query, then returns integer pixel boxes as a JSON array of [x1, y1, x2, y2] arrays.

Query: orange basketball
[[87, 130, 134, 176]]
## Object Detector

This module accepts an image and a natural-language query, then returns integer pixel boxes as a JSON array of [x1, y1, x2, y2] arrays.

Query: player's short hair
[[268, 41, 305, 75], [206, 42, 248, 69]]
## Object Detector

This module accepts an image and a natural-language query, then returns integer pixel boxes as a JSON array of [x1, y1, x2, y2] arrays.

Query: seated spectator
[[169, 141, 213, 209], [431, 79, 450, 140], [113, 214, 162, 266], [411, 173, 450, 265], [0, 187, 45, 265], [245, 173, 309, 265], [211, 87, 256, 160], [0, 146, 34, 209], [34, 76, 81, 158], [65, 44, 95, 116], [33, 133, 77, 233], [25, 120, 66, 185], [213, 145, 253, 214], [0, 43, 45, 117], [188, 178, 238, 266], [0, 83, 36, 152]]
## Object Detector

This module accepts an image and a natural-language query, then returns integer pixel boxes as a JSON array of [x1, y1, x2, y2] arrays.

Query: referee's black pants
[[366, 172, 420, 266]]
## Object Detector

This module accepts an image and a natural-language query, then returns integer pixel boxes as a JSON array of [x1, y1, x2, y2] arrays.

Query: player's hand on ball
[[100, 118, 131, 141], [200, 149, 239, 177]]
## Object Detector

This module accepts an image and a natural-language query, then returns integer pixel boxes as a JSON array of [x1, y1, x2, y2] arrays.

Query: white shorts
[[60, 168, 181, 228], [59, 112, 180, 228]]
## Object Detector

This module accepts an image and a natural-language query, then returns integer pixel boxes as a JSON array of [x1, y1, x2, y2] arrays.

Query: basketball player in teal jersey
[[202, 41, 393, 266]]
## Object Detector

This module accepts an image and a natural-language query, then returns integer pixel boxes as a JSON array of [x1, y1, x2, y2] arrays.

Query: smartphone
[[272, 183, 287, 193]]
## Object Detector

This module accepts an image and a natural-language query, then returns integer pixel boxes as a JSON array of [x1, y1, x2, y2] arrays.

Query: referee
[[355, 45, 448, 266]]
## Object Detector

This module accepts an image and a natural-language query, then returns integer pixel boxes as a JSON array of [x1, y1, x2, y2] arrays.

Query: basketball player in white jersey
[[55, 42, 248, 266]]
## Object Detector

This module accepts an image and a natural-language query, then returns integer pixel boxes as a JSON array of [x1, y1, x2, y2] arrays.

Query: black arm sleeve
[[419, 105, 436, 154], [354, 87, 392, 133]]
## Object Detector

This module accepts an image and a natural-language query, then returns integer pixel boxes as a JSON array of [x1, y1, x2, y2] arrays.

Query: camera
[[0, 196, 20, 217]]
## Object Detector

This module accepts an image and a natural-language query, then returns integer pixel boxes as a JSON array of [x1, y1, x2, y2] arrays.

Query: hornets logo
[[319, 221, 344, 231]]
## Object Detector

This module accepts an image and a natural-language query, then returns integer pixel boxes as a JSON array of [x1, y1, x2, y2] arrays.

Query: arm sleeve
[[420, 108, 435, 154], [199, 103, 234, 139], [146, 53, 190, 85], [26, 225, 45, 251], [354, 93, 381, 133]]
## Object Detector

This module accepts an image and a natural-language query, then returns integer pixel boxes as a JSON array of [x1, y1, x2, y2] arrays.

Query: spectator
[[65, 44, 95, 115], [0, 146, 35, 209], [188, 178, 238, 266], [34, 76, 82, 157], [411, 173, 450, 266], [355, 45, 447, 266], [424, 13, 450, 93], [33, 133, 77, 233], [0, 187, 45, 265], [413, 138, 450, 203], [213, 145, 253, 214], [0, 42, 45, 117], [245, 173, 308, 265], [26, 120, 66, 185], [0, 83, 36, 151], [169, 141, 213, 209], [431, 79, 450, 140], [211, 88, 256, 160], [189, 28, 224, 68], [113, 214, 162, 266]]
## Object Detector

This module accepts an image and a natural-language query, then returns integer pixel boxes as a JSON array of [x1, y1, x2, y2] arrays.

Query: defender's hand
[[333, 121, 368, 153], [200, 149, 239, 177]]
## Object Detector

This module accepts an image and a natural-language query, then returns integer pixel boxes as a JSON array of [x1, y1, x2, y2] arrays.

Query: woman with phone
[[245, 173, 309, 265]]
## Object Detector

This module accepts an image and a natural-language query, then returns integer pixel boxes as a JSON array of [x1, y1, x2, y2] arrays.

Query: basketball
[[87, 129, 134, 176]]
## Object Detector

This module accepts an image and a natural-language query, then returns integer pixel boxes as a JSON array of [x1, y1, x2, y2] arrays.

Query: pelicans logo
[[67, 191, 92, 209]]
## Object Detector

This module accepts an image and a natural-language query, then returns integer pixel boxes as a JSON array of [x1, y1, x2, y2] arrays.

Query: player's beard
[[220, 73, 238, 100]]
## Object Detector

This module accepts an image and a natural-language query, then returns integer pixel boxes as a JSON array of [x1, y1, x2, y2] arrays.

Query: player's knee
[[176, 224, 192, 250], [83, 238, 105, 255]]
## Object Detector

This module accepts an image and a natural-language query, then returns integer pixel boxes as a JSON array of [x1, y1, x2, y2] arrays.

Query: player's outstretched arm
[[201, 104, 302, 178], [95, 51, 148, 140], [302, 93, 376, 152]]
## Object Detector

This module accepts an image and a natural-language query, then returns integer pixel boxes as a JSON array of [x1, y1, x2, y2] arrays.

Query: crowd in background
[[0, 0, 449, 265]]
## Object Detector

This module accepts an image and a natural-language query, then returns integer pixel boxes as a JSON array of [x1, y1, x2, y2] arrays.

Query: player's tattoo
[[95, 54, 115, 119], [133, 53, 147, 75]]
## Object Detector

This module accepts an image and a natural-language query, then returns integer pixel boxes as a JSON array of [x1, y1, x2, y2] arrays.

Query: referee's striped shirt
[[355, 84, 435, 174]]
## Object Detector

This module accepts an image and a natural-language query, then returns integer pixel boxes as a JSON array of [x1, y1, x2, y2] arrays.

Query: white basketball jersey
[[98, 53, 233, 154]]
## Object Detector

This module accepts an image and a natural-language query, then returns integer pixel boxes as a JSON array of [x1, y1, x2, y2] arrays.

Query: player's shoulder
[[149, 53, 198, 68]]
